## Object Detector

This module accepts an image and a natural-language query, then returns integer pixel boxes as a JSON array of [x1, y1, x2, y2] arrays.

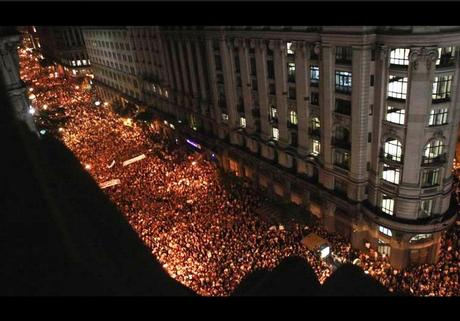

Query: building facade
[[36, 26, 91, 77], [83, 26, 460, 269]]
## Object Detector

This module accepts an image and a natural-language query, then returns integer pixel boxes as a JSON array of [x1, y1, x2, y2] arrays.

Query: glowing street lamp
[[85, 164, 91, 170], [103, 102, 109, 106], [94, 101, 101, 106], [28, 107, 36, 115]]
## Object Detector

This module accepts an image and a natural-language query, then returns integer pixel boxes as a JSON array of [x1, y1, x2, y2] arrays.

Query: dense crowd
[[18, 46, 460, 296]]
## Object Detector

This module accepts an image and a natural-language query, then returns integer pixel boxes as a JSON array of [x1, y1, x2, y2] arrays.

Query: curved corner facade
[[82, 26, 460, 269]]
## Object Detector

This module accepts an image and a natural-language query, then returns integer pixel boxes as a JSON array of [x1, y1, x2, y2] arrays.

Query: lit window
[[420, 199, 433, 218], [428, 108, 448, 126], [311, 117, 320, 130], [432, 75, 452, 101], [222, 113, 228, 121], [379, 226, 393, 237], [422, 168, 440, 187], [386, 105, 405, 125], [436, 47, 455, 66], [423, 139, 445, 164], [164, 90, 169, 98], [311, 139, 320, 156], [335, 71, 352, 93], [378, 239, 391, 256], [240, 117, 246, 128], [290, 110, 298, 125], [272, 127, 279, 140], [388, 76, 408, 100], [310, 65, 319, 85], [382, 164, 400, 185], [287, 42, 294, 55], [271, 106, 278, 120], [334, 150, 350, 170], [410, 234, 432, 243], [82, 60, 87, 65], [390, 48, 410, 65], [384, 138, 402, 162], [287, 62, 296, 82], [71, 60, 76, 66], [76, 60, 82, 66], [381, 194, 394, 215]]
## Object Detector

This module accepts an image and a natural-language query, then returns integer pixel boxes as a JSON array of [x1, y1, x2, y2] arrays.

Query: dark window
[[334, 151, 350, 170], [250, 57, 257, 76], [269, 83, 276, 95], [370, 75, 374, 87], [234, 55, 240, 73], [336, 47, 352, 64], [311, 92, 319, 105], [335, 99, 351, 115], [267, 60, 275, 79], [252, 79, 258, 91], [214, 55, 222, 71], [288, 87, 296, 100]]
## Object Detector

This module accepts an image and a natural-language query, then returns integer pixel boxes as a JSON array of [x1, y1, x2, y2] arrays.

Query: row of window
[[390, 47, 455, 67], [381, 194, 434, 218], [387, 74, 452, 101]]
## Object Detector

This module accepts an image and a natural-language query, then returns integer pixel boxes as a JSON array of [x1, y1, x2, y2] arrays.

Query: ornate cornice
[[409, 47, 438, 71]]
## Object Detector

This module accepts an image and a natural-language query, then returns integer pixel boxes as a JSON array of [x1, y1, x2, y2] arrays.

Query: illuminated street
[[18, 44, 460, 296]]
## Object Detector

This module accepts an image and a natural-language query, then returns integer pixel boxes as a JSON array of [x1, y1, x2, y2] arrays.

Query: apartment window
[[240, 117, 246, 128], [384, 138, 402, 162], [422, 168, 440, 187], [370, 75, 375, 87], [311, 117, 320, 130], [378, 239, 391, 257], [379, 226, 393, 237], [388, 76, 408, 100], [335, 71, 352, 93], [386, 105, 405, 125], [410, 234, 432, 243], [288, 87, 296, 99], [267, 60, 275, 79], [287, 42, 294, 55], [311, 92, 319, 105], [269, 83, 276, 95], [270, 107, 278, 120], [420, 199, 433, 218], [287, 62, 296, 82], [222, 113, 228, 121], [334, 126, 350, 143], [428, 108, 448, 126], [252, 79, 258, 90], [334, 150, 350, 169], [250, 57, 257, 76], [423, 139, 445, 164], [234, 55, 240, 73], [290, 110, 298, 125], [381, 194, 394, 215], [432, 75, 452, 101], [390, 48, 410, 65], [382, 164, 400, 185], [310, 65, 319, 86], [335, 46, 352, 64], [311, 139, 321, 156], [436, 47, 455, 66], [335, 99, 351, 115], [215, 55, 222, 71], [272, 127, 279, 141]]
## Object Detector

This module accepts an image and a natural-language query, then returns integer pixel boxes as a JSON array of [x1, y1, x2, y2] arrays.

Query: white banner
[[100, 179, 121, 189], [122, 154, 146, 167]]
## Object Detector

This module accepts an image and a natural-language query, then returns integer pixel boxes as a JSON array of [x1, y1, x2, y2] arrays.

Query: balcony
[[421, 153, 447, 166], [331, 138, 351, 150]]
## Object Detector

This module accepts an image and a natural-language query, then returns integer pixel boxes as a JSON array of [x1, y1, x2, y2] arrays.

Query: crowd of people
[[18, 46, 460, 296]]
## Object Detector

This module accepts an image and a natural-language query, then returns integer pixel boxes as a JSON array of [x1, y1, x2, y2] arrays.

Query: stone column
[[369, 45, 389, 206], [254, 39, 271, 140], [294, 41, 309, 156], [402, 49, 438, 185], [349, 45, 371, 201], [185, 39, 199, 99], [236, 38, 255, 134], [0, 32, 37, 134], [273, 39, 289, 147], [177, 39, 190, 109], [205, 37, 221, 130], [220, 37, 238, 132], [319, 43, 335, 189]]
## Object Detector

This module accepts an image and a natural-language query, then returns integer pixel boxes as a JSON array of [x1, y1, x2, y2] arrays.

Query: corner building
[[83, 26, 460, 269]]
